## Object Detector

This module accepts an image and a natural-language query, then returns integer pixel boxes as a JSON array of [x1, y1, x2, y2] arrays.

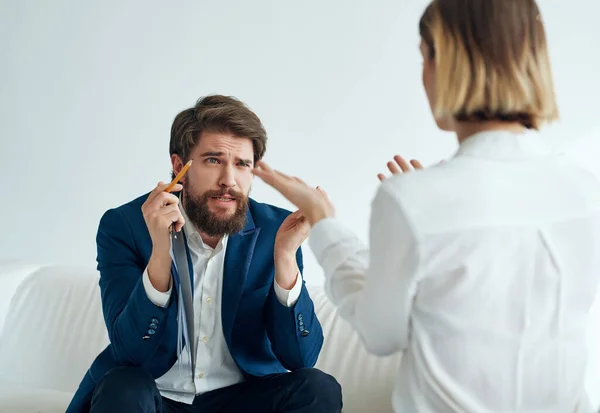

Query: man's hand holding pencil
[[141, 160, 192, 293]]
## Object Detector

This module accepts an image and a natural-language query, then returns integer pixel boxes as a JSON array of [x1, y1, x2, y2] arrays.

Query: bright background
[[1, 0, 599, 285]]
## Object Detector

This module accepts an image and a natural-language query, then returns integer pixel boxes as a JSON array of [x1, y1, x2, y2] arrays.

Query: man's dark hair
[[169, 95, 267, 178]]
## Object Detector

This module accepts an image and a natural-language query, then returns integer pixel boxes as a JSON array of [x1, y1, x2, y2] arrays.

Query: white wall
[[1, 0, 599, 285]]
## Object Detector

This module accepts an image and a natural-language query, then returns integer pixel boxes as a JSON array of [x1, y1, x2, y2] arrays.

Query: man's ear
[[171, 154, 185, 182]]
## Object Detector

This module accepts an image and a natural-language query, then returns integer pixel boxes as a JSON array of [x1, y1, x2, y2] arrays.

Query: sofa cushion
[[0, 381, 73, 413], [311, 286, 402, 413]]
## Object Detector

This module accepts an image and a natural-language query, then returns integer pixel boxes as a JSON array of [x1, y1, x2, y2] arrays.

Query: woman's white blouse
[[309, 130, 600, 413]]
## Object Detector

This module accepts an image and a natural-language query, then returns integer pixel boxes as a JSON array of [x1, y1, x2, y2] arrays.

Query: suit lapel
[[222, 210, 260, 344]]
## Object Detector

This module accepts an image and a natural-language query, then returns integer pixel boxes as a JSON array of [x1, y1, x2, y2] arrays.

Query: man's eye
[[206, 158, 219, 164]]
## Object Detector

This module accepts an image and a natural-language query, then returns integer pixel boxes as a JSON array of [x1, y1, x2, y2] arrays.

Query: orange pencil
[[165, 160, 193, 192]]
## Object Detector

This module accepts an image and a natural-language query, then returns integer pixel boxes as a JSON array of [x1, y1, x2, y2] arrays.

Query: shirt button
[[202, 336, 209, 343], [206, 297, 212, 304], [198, 373, 205, 378]]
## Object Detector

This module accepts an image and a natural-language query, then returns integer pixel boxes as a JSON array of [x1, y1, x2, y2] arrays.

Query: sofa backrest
[[0, 261, 43, 335], [0, 265, 110, 393], [0, 264, 402, 412]]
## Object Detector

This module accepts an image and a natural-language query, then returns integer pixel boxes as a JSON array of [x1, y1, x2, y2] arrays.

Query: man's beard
[[182, 182, 249, 237]]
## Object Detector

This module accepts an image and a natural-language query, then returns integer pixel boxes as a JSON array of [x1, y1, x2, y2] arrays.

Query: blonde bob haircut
[[419, 0, 559, 129]]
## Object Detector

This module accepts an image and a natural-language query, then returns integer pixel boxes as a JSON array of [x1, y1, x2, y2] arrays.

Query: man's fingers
[[377, 173, 386, 182], [159, 203, 180, 215], [256, 161, 289, 179], [144, 185, 179, 214], [254, 169, 280, 189], [252, 163, 274, 183], [147, 182, 183, 203], [274, 169, 292, 180], [254, 166, 290, 195], [166, 183, 183, 193], [173, 213, 186, 232], [174, 221, 185, 233], [255, 160, 273, 172], [147, 181, 168, 201], [152, 192, 180, 209], [164, 210, 185, 230], [254, 161, 278, 182], [316, 186, 331, 201], [254, 161, 298, 191], [292, 176, 307, 185]]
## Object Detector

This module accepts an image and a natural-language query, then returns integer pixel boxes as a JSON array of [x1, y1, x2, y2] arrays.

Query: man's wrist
[[307, 210, 330, 226], [148, 250, 172, 293], [274, 250, 298, 290]]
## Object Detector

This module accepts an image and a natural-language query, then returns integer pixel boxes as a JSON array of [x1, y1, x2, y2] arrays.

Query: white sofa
[[0, 262, 402, 413], [0, 261, 598, 413]]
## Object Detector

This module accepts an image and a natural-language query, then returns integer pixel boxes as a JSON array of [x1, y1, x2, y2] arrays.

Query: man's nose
[[218, 165, 236, 188]]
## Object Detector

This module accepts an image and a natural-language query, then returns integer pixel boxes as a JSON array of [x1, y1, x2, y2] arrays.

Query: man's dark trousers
[[89, 366, 343, 413]]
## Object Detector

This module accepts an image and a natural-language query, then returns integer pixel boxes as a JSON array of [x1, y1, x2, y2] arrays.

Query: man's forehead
[[194, 132, 253, 155]]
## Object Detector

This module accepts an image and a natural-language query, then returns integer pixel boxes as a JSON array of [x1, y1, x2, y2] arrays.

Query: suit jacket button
[[151, 318, 159, 324], [297, 314, 303, 321], [149, 323, 158, 329], [301, 330, 309, 337], [148, 329, 156, 335]]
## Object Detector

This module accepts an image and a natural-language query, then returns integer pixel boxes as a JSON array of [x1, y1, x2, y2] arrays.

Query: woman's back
[[386, 130, 600, 412], [251, 0, 600, 412]]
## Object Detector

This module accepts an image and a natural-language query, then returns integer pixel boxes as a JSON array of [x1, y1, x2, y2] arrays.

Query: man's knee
[[90, 366, 160, 413], [294, 368, 343, 411]]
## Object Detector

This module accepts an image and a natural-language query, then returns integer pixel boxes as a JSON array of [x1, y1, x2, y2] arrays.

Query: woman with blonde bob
[[254, 0, 600, 412]]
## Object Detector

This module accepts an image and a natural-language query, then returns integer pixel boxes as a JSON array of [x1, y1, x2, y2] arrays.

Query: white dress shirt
[[142, 203, 302, 404], [309, 130, 600, 413]]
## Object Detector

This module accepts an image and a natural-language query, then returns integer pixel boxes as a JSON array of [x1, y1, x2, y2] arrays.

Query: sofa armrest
[[0, 261, 42, 335]]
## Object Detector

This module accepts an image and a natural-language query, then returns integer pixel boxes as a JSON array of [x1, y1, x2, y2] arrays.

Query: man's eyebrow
[[199, 151, 224, 157], [199, 152, 253, 164]]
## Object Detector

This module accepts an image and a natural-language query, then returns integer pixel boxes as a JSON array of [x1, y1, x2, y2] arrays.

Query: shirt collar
[[455, 129, 557, 161]]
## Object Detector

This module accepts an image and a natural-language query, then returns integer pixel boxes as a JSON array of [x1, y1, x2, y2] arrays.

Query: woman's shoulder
[[377, 160, 464, 204]]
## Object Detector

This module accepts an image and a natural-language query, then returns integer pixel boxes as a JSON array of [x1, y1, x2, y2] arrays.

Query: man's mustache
[[203, 188, 245, 199]]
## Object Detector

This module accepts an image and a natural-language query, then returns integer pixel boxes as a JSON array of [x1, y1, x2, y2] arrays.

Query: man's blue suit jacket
[[66, 193, 324, 413]]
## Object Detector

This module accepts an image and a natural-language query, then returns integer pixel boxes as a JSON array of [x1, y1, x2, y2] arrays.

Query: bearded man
[[66, 95, 342, 413]]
